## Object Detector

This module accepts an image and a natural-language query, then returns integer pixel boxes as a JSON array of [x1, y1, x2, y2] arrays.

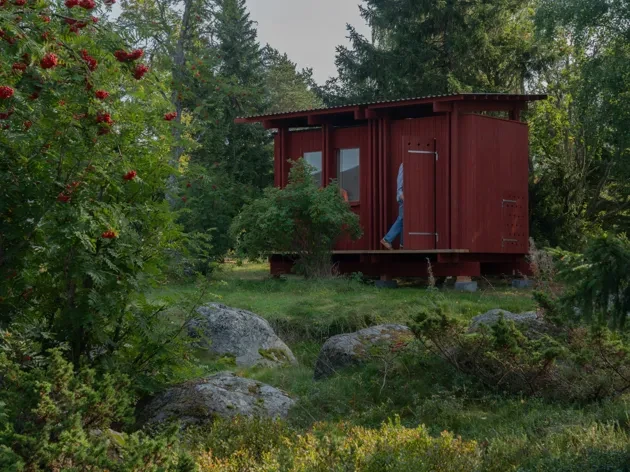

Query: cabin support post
[[376, 273, 398, 289], [454, 276, 478, 292]]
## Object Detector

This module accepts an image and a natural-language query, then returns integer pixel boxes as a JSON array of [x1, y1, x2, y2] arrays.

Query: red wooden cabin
[[236, 93, 546, 279]]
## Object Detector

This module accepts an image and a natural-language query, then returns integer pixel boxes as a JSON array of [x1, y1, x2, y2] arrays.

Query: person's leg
[[399, 202, 404, 248], [382, 202, 403, 246]]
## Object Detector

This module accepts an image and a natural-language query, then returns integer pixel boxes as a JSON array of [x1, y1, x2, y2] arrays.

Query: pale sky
[[246, 0, 370, 83], [112, 1, 370, 84]]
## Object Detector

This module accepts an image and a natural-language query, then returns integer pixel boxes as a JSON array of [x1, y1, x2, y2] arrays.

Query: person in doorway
[[381, 163, 404, 250]]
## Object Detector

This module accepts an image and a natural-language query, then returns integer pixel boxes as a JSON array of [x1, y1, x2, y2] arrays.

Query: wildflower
[[123, 170, 137, 181], [79, 0, 95, 9], [57, 193, 71, 203], [164, 111, 177, 121], [65, 0, 79, 7], [12, 63, 27, 72], [23, 121, 32, 130]]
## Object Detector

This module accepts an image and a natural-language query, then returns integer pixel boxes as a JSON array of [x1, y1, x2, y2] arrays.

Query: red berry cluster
[[96, 112, 113, 125], [65, 18, 89, 34], [0, 109, 14, 120], [164, 111, 177, 121], [65, 0, 95, 8], [12, 63, 27, 73], [123, 170, 137, 181], [114, 49, 144, 62], [57, 181, 80, 204], [23, 121, 32, 130], [95, 90, 109, 100], [101, 230, 117, 239], [0, 86, 14, 99], [133, 64, 149, 80], [14, 0, 26, 5], [104, 0, 116, 5], [80, 49, 98, 71], [40, 53, 58, 69]]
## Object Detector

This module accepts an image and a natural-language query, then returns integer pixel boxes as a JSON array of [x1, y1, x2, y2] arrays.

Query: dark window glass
[[338, 148, 360, 202]]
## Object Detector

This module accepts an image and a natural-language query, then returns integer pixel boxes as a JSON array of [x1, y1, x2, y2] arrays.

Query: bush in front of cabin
[[231, 158, 362, 278]]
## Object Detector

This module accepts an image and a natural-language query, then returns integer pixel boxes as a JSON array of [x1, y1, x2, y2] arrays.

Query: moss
[[259, 347, 290, 364]]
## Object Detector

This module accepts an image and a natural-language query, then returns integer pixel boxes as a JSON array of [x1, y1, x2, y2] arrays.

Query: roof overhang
[[235, 93, 547, 129]]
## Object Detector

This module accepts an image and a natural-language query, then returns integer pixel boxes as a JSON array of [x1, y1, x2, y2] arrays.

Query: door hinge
[[410, 232, 439, 242], [502, 238, 518, 248], [408, 150, 438, 161]]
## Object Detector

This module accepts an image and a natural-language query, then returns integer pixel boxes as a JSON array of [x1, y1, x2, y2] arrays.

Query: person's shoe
[[380, 239, 393, 250]]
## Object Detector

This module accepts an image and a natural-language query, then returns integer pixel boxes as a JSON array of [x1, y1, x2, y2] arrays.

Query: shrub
[[231, 159, 362, 278], [412, 308, 630, 402], [0, 349, 194, 471], [551, 234, 630, 330], [178, 165, 255, 272], [195, 418, 481, 471], [0, 0, 188, 371]]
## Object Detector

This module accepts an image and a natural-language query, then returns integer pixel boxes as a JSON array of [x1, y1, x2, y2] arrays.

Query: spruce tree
[[212, 0, 272, 189], [319, 0, 546, 105]]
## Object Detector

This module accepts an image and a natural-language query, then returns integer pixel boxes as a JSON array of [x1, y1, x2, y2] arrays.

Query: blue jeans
[[384, 201, 403, 246]]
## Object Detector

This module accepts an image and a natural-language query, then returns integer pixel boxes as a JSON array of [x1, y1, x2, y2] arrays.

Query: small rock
[[139, 372, 295, 426], [189, 303, 297, 368], [469, 309, 556, 338], [314, 324, 413, 379]]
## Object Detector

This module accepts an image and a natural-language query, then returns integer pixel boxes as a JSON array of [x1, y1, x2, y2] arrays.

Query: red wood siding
[[456, 114, 529, 253]]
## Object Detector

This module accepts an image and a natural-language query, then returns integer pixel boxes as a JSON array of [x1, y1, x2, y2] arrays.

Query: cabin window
[[338, 148, 360, 202], [303, 151, 323, 186]]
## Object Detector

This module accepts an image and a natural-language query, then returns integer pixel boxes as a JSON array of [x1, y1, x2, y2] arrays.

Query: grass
[[150, 263, 630, 468], [153, 262, 536, 345]]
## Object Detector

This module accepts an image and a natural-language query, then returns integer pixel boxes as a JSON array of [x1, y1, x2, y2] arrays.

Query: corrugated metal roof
[[236, 93, 546, 122]]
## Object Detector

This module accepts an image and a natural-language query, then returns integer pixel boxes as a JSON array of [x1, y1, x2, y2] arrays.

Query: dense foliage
[[550, 234, 630, 330], [232, 159, 362, 278], [0, 349, 194, 471], [0, 0, 192, 371]]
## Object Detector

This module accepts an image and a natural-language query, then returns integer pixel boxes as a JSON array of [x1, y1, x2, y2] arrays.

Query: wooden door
[[403, 135, 438, 250]]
